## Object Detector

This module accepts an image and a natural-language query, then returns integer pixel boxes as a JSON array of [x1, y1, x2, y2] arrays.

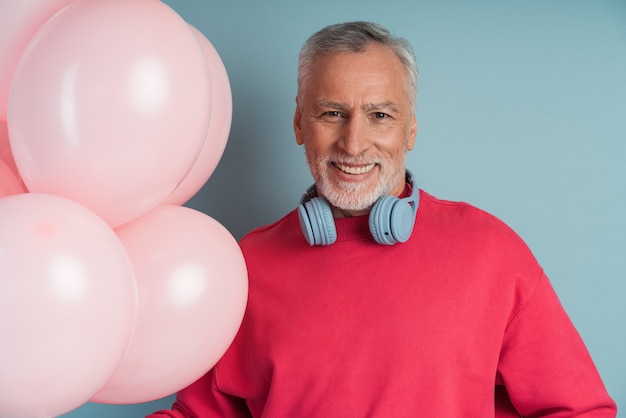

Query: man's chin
[[326, 194, 379, 215]]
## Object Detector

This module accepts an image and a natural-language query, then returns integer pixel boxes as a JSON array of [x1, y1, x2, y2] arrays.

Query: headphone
[[297, 170, 419, 246]]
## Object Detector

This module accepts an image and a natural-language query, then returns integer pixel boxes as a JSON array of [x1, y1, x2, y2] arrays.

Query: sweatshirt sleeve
[[145, 368, 251, 418], [497, 273, 617, 417]]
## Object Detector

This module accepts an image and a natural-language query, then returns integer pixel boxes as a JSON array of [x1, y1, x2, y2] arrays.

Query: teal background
[[64, 0, 625, 416]]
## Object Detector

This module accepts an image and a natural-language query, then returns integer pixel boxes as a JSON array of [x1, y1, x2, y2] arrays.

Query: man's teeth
[[336, 163, 376, 174]]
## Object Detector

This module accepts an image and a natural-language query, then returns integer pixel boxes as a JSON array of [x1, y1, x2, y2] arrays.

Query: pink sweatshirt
[[149, 190, 616, 417]]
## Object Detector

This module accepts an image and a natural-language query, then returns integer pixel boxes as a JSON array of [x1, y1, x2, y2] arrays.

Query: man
[[149, 21, 616, 417]]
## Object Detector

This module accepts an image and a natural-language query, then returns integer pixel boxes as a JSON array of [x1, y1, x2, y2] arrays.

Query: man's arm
[[498, 274, 617, 417], [146, 368, 251, 418]]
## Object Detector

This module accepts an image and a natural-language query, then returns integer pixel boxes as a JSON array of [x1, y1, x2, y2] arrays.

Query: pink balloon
[[0, 0, 75, 122], [0, 193, 137, 418], [0, 158, 26, 197], [0, 121, 19, 175], [163, 25, 232, 205], [93, 205, 248, 404], [8, 0, 211, 227]]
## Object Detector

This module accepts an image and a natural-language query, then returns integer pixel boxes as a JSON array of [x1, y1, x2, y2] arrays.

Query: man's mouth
[[333, 162, 377, 175]]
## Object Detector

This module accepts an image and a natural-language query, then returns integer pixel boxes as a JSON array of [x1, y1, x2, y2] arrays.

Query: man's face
[[294, 43, 417, 217]]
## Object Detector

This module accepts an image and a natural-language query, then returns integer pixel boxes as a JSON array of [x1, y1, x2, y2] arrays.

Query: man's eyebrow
[[362, 101, 399, 113], [313, 100, 399, 113], [313, 100, 349, 112]]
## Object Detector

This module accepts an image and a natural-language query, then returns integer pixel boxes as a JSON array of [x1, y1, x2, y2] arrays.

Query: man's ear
[[294, 97, 304, 145], [407, 114, 417, 151]]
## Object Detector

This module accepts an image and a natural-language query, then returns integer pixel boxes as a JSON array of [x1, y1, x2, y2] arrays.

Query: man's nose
[[338, 116, 370, 156]]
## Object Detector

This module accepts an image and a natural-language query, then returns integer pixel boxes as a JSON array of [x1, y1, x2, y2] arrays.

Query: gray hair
[[297, 21, 418, 110]]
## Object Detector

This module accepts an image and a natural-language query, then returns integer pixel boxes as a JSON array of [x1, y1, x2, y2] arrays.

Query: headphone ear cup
[[369, 195, 416, 245], [297, 197, 337, 246], [388, 198, 415, 243], [297, 204, 315, 245], [368, 195, 398, 245]]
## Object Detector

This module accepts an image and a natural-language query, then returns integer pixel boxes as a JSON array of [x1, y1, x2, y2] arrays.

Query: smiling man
[[294, 41, 416, 218], [149, 21, 616, 417]]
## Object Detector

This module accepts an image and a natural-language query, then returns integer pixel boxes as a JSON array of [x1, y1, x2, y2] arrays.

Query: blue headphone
[[297, 170, 419, 246]]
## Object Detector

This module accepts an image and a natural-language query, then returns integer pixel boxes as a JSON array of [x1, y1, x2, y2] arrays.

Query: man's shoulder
[[419, 190, 501, 224], [239, 209, 300, 248], [418, 189, 528, 247]]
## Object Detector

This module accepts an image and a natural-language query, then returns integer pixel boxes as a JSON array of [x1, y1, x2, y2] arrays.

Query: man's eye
[[373, 112, 389, 119], [318, 111, 345, 121]]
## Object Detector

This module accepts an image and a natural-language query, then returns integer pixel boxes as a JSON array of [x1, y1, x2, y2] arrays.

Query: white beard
[[305, 149, 406, 213]]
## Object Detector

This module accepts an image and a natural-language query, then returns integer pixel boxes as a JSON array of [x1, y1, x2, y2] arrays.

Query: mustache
[[320, 153, 381, 165]]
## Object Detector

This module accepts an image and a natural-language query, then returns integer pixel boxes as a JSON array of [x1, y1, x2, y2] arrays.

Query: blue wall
[[64, 0, 625, 416]]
